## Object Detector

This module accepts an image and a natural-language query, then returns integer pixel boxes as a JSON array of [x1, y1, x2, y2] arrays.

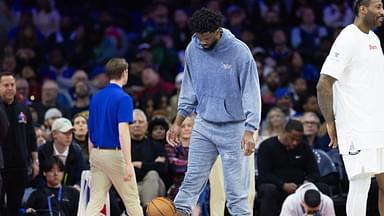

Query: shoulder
[[38, 142, 53, 154], [335, 25, 359, 44], [70, 142, 83, 154]]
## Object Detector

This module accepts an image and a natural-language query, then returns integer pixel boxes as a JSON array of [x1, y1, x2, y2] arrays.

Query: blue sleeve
[[239, 57, 262, 131], [177, 59, 197, 118], [118, 96, 133, 123]]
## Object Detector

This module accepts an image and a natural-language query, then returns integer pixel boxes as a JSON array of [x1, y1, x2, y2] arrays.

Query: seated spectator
[[25, 156, 79, 216], [290, 7, 328, 62], [72, 113, 89, 168], [43, 107, 62, 142], [165, 116, 194, 199], [274, 88, 298, 118], [280, 182, 335, 216], [38, 47, 75, 89], [32, 80, 70, 124], [138, 65, 175, 105], [148, 117, 169, 147], [258, 107, 286, 145], [70, 80, 90, 117], [130, 109, 167, 208], [38, 118, 85, 188], [257, 119, 320, 216], [301, 112, 330, 152], [34, 125, 47, 147]]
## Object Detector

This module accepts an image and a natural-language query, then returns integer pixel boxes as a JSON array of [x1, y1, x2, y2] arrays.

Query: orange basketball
[[146, 197, 176, 216]]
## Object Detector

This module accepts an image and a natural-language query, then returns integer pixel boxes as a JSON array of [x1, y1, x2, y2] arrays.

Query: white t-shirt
[[321, 24, 384, 154]]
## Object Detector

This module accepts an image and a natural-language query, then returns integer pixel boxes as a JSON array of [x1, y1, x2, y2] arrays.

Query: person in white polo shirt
[[317, 0, 384, 215]]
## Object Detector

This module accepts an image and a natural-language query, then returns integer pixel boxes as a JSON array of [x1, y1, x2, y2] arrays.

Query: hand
[[73, 184, 81, 191], [124, 163, 134, 181], [241, 131, 255, 156], [31, 161, 39, 179], [326, 121, 338, 148], [155, 156, 166, 163], [132, 161, 142, 168], [166, 124, 181, 147], [283, 183, 298, 194], [25, 208, 36, 213]]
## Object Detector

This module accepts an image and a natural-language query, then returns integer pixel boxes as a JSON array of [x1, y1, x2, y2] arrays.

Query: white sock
[[346, 173, 372, 216]]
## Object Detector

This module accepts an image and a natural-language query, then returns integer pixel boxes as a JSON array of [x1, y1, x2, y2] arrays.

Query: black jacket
[[257, 136, 320, 189], [0, 99, 36, 171], [0, 104, 8, 169], [131, 137, 168, 182], [26, 186, 79, 216], [38, 142, 86, 186]]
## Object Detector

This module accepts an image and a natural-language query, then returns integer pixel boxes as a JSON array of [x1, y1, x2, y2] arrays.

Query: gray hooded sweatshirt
[[280, 182, 336, 216], [178, 28, 261, 131]]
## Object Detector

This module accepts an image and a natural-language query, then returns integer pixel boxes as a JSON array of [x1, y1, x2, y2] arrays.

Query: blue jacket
[[178, 28, 261, 131]]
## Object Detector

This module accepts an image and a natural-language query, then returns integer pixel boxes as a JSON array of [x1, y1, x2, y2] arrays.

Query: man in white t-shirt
[[317, 0, 384, 215]]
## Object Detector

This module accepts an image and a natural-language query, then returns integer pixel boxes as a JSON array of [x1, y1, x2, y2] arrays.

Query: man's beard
[[203, 39, 218, 51]]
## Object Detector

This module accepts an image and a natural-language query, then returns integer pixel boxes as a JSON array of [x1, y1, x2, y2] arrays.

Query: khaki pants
[[85, 149, 143, 216], [209, 154, 256, 216]]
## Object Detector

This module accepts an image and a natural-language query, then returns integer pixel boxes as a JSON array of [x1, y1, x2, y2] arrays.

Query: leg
[[174, 122, 219, 215], [257, 183, 281, 216], [376, 173, 384, 216], [85, 151, 113, 216], [138, 170, 166, 207], [3, 171, 28, 216], [209, 156, 225, 216], [217, 124, 251, 216], [106, 151, 143, 216], [346, 173, 372, 216]]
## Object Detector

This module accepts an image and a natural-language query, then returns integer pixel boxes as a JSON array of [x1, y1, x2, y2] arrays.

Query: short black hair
[[353, 0, 371, 16], [188, 8, 222, 33], [284, 119, 304, 133], [304, 189, 321, 208], [42, 156, 65, 173], [148, 117, 169, 134]]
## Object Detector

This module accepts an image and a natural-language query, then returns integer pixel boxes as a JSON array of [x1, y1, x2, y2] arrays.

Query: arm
[[321, 195, 336, 216], [316, 74, 336, 123], [119, 122, 135, 181], [27, 108, 39, 178], [88, 137, 94, 157], [119, 122, 133, 165], [239, 58, 262, 155], [257, 141, 285, 189], [317, 74, 338, 148], [279, 195, 296, 216], [240, 59, 261, 133], [141, 141, 168, 175], [167, 59, 196, 146]]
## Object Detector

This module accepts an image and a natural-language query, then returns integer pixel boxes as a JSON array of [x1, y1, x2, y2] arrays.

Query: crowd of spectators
[[1, 0, 383, 215]]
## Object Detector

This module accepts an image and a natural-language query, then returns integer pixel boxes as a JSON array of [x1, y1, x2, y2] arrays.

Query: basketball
[[146, 197, 176, 216]]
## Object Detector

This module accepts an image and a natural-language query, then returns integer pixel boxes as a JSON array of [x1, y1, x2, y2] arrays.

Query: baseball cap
[[44, 108, 63, 120], [51, 118, 74, 133]]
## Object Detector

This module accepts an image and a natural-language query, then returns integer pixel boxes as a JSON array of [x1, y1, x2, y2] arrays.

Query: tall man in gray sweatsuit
[[166, 8, 261, 216]]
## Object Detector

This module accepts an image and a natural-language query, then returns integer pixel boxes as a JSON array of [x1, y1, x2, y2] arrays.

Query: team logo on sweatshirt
[[222, 63, 232, 70], [17, 112, 27, 124]]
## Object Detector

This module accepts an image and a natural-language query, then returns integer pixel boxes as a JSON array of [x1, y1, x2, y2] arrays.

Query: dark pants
[[258, 183, 287, 216], [1, 170, 28, 216]]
